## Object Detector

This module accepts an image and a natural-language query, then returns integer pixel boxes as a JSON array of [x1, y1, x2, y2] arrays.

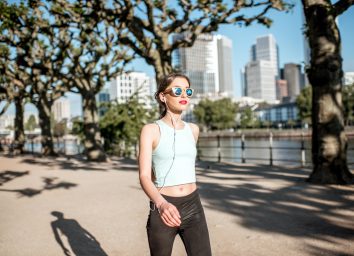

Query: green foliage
[[71, 117, 85, 140], [296, 86, 312, 124], [53, 119, 68, 137], [24, 114, 37, 131], [240, 107, 257, 129], [99, 95, 158, 157], [194, 98, 238, 131], [193, 98, 213, 130], [296, 84, 354, 126], [343, 84, 354, 126]]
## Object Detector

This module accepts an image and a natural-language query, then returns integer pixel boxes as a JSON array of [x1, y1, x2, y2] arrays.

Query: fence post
[[217, 135, 221, 163], [77, 139, 80, 154], [269, 132, 273, 166], [241, 134, 246, 163], [31, 138, 34, 154], [63, 138, 66, 155], [301, 132, 305, 167]]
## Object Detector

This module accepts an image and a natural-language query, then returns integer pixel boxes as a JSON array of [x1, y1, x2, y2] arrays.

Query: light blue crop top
[[152, 119, 197, 187]]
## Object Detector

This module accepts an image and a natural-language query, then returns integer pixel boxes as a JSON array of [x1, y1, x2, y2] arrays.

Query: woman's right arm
[[138, 124, 181, 227]]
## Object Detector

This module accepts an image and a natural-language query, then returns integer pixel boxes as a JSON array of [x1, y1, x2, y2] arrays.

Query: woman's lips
[[179, 100, 188, 105]]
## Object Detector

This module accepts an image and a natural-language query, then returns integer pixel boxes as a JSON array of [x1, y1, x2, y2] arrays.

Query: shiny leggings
[[146, 190, 212, 256]]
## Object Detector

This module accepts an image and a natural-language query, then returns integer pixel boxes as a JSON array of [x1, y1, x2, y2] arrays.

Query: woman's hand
[[158, 201, 181, 227]]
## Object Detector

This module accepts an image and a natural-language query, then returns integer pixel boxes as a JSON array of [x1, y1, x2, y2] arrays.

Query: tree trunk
[[13, 96, 25, 154], [37, 97, 57, 156], [302, 1, 353, 184], [153, 55, 174, 113], [82, 91, 106, 161], [153, 53, 174, 88]]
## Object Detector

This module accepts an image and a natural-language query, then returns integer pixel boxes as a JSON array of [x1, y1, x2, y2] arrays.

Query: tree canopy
[[194, 98, 238, 131]]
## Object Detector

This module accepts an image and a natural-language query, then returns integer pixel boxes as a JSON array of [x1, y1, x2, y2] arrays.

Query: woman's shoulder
[[185, 122, 199, 129], [185, 122, 199, 134], [142, 122, 159, 131], [141, 122, 160, 135]]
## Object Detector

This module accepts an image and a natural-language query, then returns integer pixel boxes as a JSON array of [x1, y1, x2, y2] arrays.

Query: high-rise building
[[110, 72, 154, 106], [276, 79, 288, 101], [343, 72, 354, 86], [52, 98, 71, 121], [245, 60, 277, 101], [284, 63, 302, 99], [96, 88, 110, 117], [217, 35, 234, 96], [0, 114, 14, 130], [173, 33, 234, 97], [244, 34, 279, 101], [240, 68, 247, 96]]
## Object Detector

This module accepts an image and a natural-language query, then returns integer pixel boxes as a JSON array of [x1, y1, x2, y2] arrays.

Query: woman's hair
[[154, 73, 191, 118]]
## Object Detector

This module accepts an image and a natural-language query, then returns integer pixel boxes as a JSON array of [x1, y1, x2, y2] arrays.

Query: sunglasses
[[164, 87, 194, 97]]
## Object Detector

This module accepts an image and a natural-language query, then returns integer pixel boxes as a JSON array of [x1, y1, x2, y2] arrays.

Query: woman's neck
[[162, 111, 183, 129]]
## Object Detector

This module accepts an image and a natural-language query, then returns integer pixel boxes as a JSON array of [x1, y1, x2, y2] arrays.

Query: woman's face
[[161, 77, 191, 112]]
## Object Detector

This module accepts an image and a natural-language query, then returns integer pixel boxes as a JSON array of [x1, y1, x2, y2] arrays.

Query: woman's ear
[[159, 93, 165, 103]]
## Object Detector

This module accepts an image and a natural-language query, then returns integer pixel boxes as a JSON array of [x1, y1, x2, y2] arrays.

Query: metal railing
[[197, 133, 354, 167]]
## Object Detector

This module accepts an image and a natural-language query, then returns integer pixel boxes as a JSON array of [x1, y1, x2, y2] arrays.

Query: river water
[[197, 136, 354, 168], [24, 137, 354, 168]]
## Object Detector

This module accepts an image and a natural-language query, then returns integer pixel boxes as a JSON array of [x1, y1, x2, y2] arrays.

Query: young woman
[[139, 73, 212, 256]]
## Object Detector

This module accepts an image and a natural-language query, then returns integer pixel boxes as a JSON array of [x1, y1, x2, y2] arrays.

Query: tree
[[105, 0, 292, 84], [193, 98, 213, 131], [210, 98, 238, 130], [343, 84, 354, 126], [194, 98, 237, 131], [297, 84, 354, 127], [0, 1, 70, 156], [25, 114, 37, 131], [301, 0, 354, 184], [0, 2, 33, 154], [296, 86, 312, 125], [50, 0, 132, 161], [240, 107, 255, 129], [99, 94, 158, 157]]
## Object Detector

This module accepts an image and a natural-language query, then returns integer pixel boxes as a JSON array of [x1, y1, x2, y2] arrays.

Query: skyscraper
[[217, 35, 234, 96], [343, 72, 354, 86], [52, 98, 71, 121], [244, 34, 279, 101], [173, 33, 234, 97], [110, 71, 154, 106], [284, 63, 302, 99], [245, 60, 277, 101]]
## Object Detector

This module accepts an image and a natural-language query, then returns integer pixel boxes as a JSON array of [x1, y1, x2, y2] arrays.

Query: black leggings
[[146, 189, 212, 256]]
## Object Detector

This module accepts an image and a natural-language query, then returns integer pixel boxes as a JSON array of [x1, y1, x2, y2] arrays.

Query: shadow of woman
[[51, 211, 108, 256]]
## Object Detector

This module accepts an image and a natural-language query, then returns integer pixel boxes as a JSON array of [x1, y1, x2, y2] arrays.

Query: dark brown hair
[[154, 73, 191, 118]]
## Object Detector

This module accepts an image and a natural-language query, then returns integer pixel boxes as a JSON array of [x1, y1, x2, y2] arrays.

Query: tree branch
[[333, 0, 354, 16]]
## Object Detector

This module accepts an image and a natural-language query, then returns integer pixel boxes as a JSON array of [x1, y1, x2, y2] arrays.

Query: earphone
[[157, 95, 182, 193]]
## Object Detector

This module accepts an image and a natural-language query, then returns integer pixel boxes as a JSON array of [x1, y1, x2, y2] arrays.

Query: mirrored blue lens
[[173, 87, 182, 96], [186, 89, 193, 96]]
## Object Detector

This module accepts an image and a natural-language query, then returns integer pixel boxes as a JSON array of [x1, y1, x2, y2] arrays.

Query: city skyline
[[245, 34, 279, 101], [173, 33, 234, 97], [127, 3, 353, 95], [2, 2, 354, 117]]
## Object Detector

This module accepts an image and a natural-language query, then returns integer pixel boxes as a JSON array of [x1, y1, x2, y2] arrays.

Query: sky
[[3, 1, 354, 118], [116, 1, 354, 97]]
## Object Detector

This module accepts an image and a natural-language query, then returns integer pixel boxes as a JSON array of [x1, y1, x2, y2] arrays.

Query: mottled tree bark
[[302, 0, 353, 184], [82, 91, 106, 162], [13, 96, 25, 154], [153, 56, 173, 88], [36, 95, 56, 156]]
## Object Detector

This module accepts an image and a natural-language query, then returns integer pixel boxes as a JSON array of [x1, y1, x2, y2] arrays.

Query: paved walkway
[[0, 154, 353, 256]]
